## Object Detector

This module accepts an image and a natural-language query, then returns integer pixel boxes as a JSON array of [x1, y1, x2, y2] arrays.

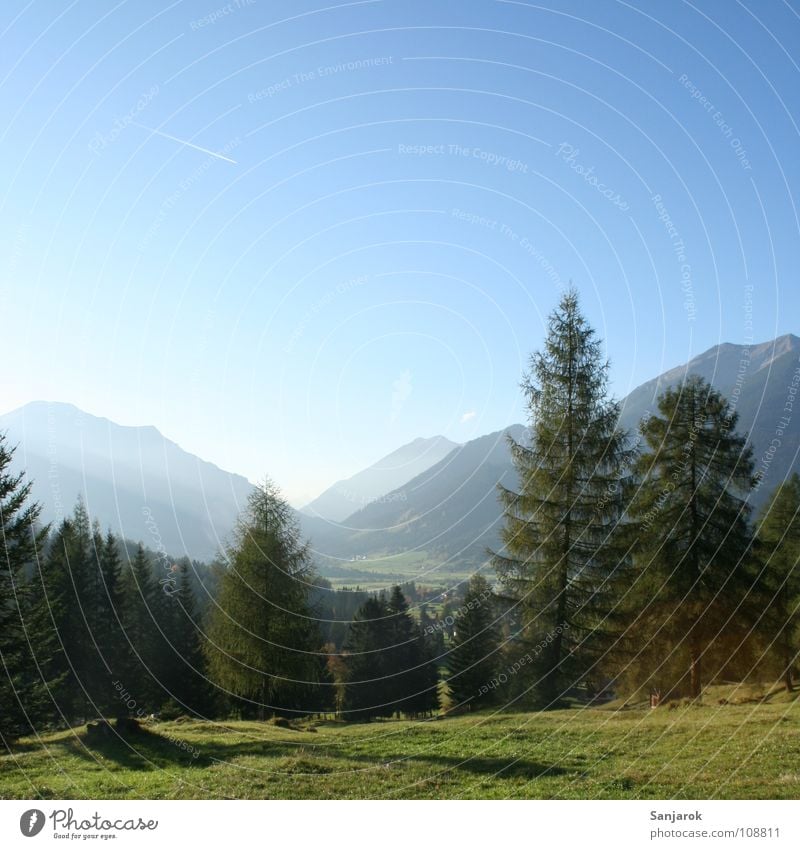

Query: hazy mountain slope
[[301, 435, 458, 521], [303, 426, 525, 567], [0, 401, 254, 560], [618, 334, 800, 501], [305, 335, 800, 573]]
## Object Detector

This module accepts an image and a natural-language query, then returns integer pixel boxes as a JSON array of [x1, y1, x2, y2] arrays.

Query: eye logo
[[19, 809, 46, 837]]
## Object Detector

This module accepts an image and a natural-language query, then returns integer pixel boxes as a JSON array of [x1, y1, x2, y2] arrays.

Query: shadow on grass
[[371, 753, 569, 781], [69, 725, 330, 772], [67, 728, 569, 784]]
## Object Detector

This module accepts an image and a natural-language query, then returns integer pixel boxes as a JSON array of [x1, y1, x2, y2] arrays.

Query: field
[[322, 549, 474, 591], [2, 689, 799, 800]]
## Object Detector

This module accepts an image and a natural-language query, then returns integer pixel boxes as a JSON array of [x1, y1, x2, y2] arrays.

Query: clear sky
[[2, 0, 799, 504]]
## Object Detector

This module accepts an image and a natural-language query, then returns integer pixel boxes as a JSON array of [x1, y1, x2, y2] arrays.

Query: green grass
[[323, 550, 474, 590], [3, 694, 799, 799]]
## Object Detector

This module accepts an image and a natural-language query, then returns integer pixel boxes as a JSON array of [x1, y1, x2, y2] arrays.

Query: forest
[[1, 290, 798, 744]]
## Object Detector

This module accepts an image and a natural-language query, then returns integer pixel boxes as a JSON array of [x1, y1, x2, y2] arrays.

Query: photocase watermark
[[190, 0, 255, 31], [641, 416, 705, 530], [678, 73, 752, 170], [652, 193, 695, 321], [397, 143, 528, 173], [45, 403, 65, 525], [141, 506, 177, 596], [753, 358, 800, 491], [21, 806, 158, 835], [19, 809, 45, 837], [113, 680, 201, 759], [390, 369, 412, 423], [248, 56, 393, 101], [423, 586, 493, 637], [723, 284, 755, 430], [88, 85, 159, 154], [450, 207, 566, 291], [477, 623, 570, 695], [555, 143, 630, 211], [138, 135, 241, 251], [336, 485, 408, 509], [284, 274, 369, 353]]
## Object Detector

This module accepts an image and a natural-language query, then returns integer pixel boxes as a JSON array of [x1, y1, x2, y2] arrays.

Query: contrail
[[131, 122, 237, 163]]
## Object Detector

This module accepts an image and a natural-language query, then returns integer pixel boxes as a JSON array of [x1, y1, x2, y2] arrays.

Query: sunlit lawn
[[2, 691, 798, 800]]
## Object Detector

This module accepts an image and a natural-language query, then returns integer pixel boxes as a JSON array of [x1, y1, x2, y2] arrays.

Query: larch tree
[[627, 376, 755, 699], [493, 289, 633, 706], [755, 473, 800, 692], [206, 480, 325, 718]]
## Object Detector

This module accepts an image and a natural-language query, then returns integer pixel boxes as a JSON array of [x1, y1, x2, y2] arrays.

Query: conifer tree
[[755, 474, 800, 692], [341, 587, 439, 720], [0, 434, 49, 741], [446, 575, 500, 710], [341, 595, 393, 720], [493, 289, 633, 705], [35, 501, 97, 721], [627, 376, 755, 698], [120, 543, 160, 711], [160, 561, 214, 715], [206, 480, 325, 718]]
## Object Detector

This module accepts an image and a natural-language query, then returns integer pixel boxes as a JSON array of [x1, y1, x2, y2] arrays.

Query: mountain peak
[[301, 434, 459, 522]]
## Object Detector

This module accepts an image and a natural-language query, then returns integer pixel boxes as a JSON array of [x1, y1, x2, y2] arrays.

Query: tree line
[[2, 288, 798, 742]]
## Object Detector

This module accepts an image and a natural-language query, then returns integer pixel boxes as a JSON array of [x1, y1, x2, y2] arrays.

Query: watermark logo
[[19, 809, 45, 837]]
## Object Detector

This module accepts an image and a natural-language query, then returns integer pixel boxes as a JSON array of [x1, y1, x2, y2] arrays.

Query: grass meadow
[[2, 686, 798, 800]]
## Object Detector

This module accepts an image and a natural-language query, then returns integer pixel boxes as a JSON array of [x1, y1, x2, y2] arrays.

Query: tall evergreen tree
[[96, 529, 126, 711], [341, 587, 439, 720], [120, 543, 160, 711], [206, 480, 326, 718], [626, 376, 755, 699], [35, 501, 97, 721], [341, 595, 394, 720], [755, 474, 800, 692], [159, 561, 215, 715], [446, 575, 500, 710], [493, 289, 633, 705], [0, 434, 49, 741]]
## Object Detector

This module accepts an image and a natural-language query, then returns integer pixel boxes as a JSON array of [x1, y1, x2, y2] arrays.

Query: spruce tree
[[35, 502, 96, 721], [97, 530, 126, 712], [627, 376, 755, 699], [341, 587, 439, 720], [446, 575, 500, 710], [0, 434, 49, 741], [493, 289, 633, 705], [160, 561, 214, 715], [120, 543, 160, 711], [341, 595, 393, 720], [206, 480, 325, 718], [755, 474, 800, 692]]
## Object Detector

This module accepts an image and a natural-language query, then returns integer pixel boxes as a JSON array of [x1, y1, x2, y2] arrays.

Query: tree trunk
[[783, 658, 794, 693], [689, 644, 701, 699]]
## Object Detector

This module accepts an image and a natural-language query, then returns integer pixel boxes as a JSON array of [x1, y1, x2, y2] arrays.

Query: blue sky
[[2, 0, 799, 504]]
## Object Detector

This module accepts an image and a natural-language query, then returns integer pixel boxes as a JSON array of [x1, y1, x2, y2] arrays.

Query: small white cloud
[[460, 410, 477, 423]]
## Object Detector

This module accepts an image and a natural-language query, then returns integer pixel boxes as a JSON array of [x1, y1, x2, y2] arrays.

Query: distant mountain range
[[301, 334, 800, 569], [3, 334, 798, 571], [0, 402, 253, 561], [300, 435, 458, 521]]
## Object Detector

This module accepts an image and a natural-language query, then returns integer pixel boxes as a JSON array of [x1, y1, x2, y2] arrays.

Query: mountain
[[301, 435, 458, 521], [303, 335, 800, 572], [301, 425, 525, 568], [0, 401, 254, 561], [5, 334, 797, 573], [617, 334, 800, 498]]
